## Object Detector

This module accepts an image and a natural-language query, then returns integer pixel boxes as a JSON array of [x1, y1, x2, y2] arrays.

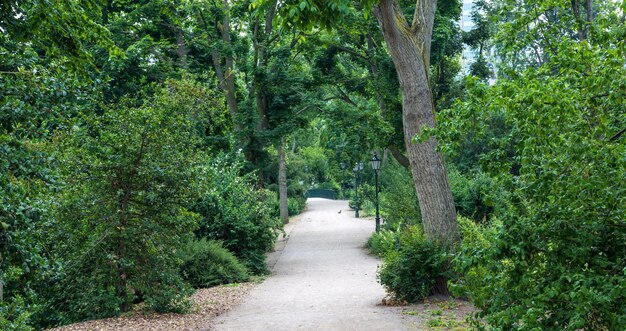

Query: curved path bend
[[211, 198, 407, 331]]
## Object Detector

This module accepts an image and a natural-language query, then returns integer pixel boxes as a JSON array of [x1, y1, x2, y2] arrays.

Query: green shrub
[[367, 229, 399, 257], [0, 295, 34, 331], [287, 197, 306, 216], [379, 160, 421, 228], [287, 182, 308, 202], [448, 168, 494, 222], [439, 38, 626, 329], [180, 239, 249, 288], [192, 157, 282, 275], [377, 226, 451, 302], [46, 86, 210, 323], [349, 183, 374, 214], [450, 216, 502, 307]]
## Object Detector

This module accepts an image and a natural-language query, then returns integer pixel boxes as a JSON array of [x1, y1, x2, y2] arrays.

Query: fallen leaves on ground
[[48, 282, 255, 331], [395, 296, 477, 331]]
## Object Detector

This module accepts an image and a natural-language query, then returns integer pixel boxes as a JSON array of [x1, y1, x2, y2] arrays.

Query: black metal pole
[[375, 169, 380, 232], [354, 169, 359, 218]]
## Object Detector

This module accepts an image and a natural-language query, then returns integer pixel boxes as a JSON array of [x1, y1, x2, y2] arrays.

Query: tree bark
[[252, 2, 276, 133], [174, 27, 188, 68], [278, 139, 289, 223], [374, 0, 458, 246], [198, 0, 241, 132], [571, 0, 587, 41]]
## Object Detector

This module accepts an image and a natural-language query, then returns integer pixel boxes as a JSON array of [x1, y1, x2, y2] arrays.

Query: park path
[[211, 198, 407, 331]]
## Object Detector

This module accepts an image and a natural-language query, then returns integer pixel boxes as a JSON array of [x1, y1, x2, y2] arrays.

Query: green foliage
[[367, 229, 399, 258], [0, 31, 102, 329], [439, 18, 626, 328], [268, 194, 306, 219], [462, 0, 493, 80], [179, 239, 249, 288], [448, 167, 494, 222], [287, 197, 307, 216], [268, 0, 376, 31], [47, 83, 209, 323], [379, 160, 422, 229], [377, 226, 451, 302], [1, 0, 117, 68], [449, 217, 502, 308], [349, 182, 374, 213], [0, 295, 34, 331], [192, 157, 282, 275]]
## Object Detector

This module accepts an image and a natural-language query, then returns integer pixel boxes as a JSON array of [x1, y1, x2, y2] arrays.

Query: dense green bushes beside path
[[191, 158, 283, 275], [372, 33, 626, 331], [0, 81, 285, 330], [180, 239, 250, 288]]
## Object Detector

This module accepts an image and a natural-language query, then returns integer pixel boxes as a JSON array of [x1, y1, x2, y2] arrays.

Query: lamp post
[[371, 154, 381, 232], [353, 164, 359, 217]]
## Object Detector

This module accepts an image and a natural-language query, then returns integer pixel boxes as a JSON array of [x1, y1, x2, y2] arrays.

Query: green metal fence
[[307, 189, 338, 200]]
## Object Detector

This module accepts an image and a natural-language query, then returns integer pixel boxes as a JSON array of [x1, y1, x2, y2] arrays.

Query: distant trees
[[273, 0, 460, 246]]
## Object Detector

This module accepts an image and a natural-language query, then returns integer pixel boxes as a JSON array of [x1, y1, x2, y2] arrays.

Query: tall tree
[[271, 0, 459, 245]]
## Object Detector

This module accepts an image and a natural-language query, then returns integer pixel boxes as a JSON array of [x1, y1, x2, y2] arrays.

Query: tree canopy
[[1, 0, 625, 330]]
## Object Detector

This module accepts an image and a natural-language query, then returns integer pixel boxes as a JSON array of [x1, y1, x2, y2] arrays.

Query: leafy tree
[[47, 82, 215, 322], [191, 156, 282, 274], [270, 0, 459, 245], [0, 0, 111, 323], [439, 2, 626, 327], [462, 0, 493, 80]]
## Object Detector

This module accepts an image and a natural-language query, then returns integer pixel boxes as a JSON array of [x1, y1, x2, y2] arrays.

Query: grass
[[401, 298, 473, 331]]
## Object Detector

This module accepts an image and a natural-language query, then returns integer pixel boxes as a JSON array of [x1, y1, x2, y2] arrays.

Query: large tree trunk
[[374, 0, 458, 246], [278, 140, 289, 223]]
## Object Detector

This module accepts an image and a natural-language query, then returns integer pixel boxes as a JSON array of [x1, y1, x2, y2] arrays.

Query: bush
[[439, 39, 626, 329], [0, 295, 34, 331], [180, 239, 249, 288], [349, 183, 374, 214], [448, 168, 495, 222], [379, 160, 422, 228], [367, 229, 399, 257], [450, 216, 501, 307], [47, 86, 209, 323], [287, 197, 306, 216], [192, 157, 282, 275], [377, 226, 451, 302]]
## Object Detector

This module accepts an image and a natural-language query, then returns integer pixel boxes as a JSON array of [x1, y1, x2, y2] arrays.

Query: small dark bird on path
[[338, 210, 342, 214]]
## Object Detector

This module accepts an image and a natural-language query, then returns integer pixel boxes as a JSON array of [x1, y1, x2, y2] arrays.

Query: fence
[[307, 189, 338, 200]]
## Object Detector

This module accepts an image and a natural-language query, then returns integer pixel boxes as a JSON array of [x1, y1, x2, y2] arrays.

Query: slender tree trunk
[[198, 1, 241, 132], [571, 0, 587, 41], [174, 27, 188, 68], [278, 140, 289, 223], [374, 0, 458, 246]]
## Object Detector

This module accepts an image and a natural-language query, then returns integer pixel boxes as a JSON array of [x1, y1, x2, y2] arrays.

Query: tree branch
[[387, 145, 410, 168]]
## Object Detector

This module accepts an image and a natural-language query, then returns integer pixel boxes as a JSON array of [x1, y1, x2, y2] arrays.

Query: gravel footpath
[[212, 198, 407, 331]]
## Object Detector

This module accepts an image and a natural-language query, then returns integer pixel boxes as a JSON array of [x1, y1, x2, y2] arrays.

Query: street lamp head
[[353, 164, 358, 172], [371, 154, 382, 171], [358, 162, 364, 170]]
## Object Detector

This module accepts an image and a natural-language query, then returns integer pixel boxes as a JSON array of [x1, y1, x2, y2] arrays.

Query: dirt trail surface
[[211, 198, 407, 331]]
